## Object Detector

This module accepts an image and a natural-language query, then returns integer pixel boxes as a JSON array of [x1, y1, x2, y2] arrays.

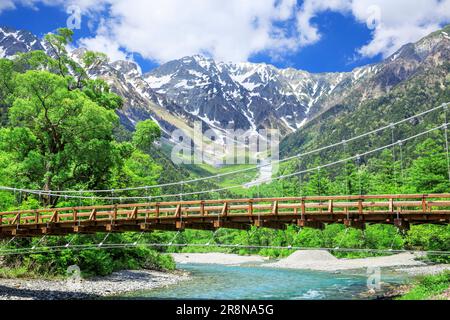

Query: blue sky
[[249, 12, 381, 72], [0, 1, 448, 74]]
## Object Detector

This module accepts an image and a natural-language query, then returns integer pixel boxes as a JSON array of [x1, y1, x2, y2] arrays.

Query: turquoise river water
[[121, 263, 412, 300]]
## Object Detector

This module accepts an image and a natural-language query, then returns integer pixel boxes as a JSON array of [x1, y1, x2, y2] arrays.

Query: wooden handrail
[[1, 193, 449, 237], [2, 193, 450, 216]]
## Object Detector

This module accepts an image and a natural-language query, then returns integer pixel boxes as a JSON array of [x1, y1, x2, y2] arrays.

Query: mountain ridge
[[1, 25, 449, 144], [280, 24, 450, 165]]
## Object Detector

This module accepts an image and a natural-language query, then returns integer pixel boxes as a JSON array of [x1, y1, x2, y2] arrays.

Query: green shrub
[[398, 271, 450, 300], [1, 235, 176, 278]]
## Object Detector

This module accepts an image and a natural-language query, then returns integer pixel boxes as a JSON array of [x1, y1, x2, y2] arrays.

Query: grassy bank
[[0, 248, 176, 280], [396, 271, 450, 300], [0, 234, 176, 279]]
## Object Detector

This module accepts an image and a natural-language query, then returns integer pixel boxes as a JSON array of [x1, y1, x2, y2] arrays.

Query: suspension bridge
[[0, 194, 450, 238], [0, 103, 449, 260]]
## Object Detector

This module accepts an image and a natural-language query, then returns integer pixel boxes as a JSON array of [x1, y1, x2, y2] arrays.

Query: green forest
[[0, 29, 449, 278]]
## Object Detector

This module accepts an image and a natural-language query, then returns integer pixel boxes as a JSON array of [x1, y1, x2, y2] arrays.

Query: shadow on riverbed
[[0, 285, 100, 300]]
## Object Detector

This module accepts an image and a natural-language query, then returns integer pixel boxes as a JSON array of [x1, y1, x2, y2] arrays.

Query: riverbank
[[171, 251, 450, 277], [0, 269, 190, 300], [382, 270, 450, 300], [1, 251, 448, 300]]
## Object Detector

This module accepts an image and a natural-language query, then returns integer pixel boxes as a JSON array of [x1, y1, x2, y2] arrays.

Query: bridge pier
[[176, 221, 185, 230]]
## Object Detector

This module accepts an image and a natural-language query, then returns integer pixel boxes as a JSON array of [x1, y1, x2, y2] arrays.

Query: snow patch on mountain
[[0, 26, 44, 57], [145, 74, 174, 91]]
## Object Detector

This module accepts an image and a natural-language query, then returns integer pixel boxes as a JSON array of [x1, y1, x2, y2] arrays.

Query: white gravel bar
[[263, 250, 429, 271], [171, 252, 269, 265]]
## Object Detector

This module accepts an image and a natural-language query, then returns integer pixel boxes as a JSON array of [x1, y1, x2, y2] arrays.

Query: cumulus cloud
[[296, 0, 351, 46], [0, 1, 15, 12], [297, 0, 450, 58], [79, 0, 299, 63], [2, 0, 450, 63], [76, 18, 129, 62]]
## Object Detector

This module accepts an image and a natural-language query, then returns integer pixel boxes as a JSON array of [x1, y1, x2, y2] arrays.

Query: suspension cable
[[356, 155, 362, 196], [399, 140, 405, 186], [444, 105, 450, 183], [390, 123, 398, 188], [1, 241, 449, 257], [317, 167, 321, 197], [4, 103, 448, 196], [343, 140, 350, 195]]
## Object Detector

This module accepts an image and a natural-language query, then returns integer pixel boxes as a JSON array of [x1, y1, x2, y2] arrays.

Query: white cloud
[[78, 34, 128, 62], [296, 0, 450, 58], [75, 18, 129, 62], [2, 0, 300, 62], [3, 0, 450, 63], [0, 1, 15, 12], [79, 0, 299, 63], [296, 0, 351, 46]]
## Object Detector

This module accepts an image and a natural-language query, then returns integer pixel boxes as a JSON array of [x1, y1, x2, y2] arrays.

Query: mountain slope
[[0, 25, 395, 139], [280, 25, 450, 166], [1, 25, 449, 150], [0, 26, 44, 58]]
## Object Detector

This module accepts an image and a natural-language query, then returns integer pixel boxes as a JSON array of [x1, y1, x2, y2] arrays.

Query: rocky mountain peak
[[1, 24, 449, 140], [0, 26, 44, 58], [110, 60, 142, 77]]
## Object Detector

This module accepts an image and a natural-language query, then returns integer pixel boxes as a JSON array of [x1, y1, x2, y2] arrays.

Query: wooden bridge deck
[[1, 194, 450, 238]]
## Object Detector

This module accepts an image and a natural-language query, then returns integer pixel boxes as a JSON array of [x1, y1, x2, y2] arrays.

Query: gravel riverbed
[[263, 250, 429, 271], [0, 270, 190, 300], [172, 252, 269, 265]]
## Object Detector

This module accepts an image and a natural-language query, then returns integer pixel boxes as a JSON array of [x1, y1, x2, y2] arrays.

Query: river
[[120, 263, 411, 300]]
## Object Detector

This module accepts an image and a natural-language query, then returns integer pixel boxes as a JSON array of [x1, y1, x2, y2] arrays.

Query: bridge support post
[[394, 218, 410, 231], [344, 219, 366, 230], [176, 221, 186, 230]]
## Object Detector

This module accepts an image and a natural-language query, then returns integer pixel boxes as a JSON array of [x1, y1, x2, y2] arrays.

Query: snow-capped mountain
[[145, 55, 254, 131], [0, 26, 389, 137], [0, 26, 44, 58], [1, 25, 449, 140], [70, 48, 218, 137], [144, 55, 380, 134]]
